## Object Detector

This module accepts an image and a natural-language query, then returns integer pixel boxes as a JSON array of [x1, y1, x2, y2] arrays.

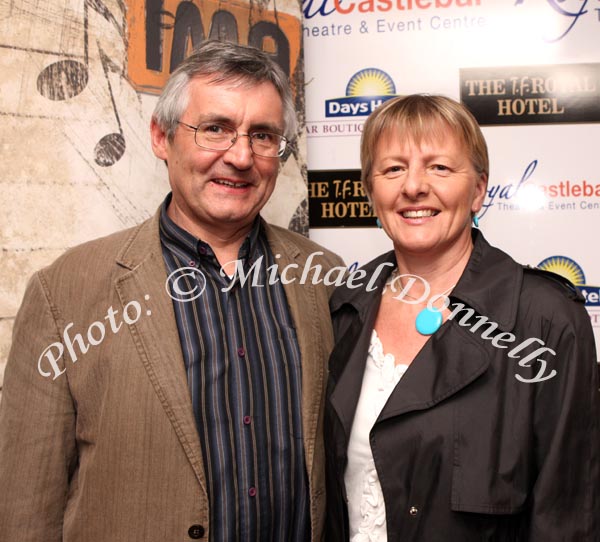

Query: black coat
[[325, 231, 600, 541]]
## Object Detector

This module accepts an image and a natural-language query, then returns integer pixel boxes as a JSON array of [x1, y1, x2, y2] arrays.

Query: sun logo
[[346, 68, 396, 97], [537, 256, 586, 286], [325, 68, 397, 118]]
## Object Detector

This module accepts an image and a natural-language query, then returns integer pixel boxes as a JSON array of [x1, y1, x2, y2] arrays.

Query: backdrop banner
[[303, 0, 600, 354]]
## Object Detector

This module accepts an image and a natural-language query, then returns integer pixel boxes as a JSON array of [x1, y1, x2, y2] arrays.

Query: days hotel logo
[[537, 256, 600, 308], [325, 68, 398, 118]]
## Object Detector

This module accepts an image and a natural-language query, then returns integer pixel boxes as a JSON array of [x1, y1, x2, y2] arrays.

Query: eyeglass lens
[[194, 123, 285, 157]]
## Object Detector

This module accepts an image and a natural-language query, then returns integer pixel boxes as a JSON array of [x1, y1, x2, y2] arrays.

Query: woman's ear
[[472, 172, 488, 214]]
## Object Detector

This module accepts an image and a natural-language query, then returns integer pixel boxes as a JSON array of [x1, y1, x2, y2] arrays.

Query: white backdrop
[[303, 0, 600, 351]]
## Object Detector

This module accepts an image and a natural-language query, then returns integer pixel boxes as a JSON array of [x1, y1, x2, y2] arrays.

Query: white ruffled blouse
[[344, 329, 409, 542]]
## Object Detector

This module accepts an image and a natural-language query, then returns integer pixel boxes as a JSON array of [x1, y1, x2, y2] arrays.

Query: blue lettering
[[302, 0, 336, 18], [515, 0, 589, 41], [480, 159, 538, 217]]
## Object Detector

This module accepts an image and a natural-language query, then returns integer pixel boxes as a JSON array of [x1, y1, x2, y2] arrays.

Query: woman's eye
[[384, 165, 404, 176]]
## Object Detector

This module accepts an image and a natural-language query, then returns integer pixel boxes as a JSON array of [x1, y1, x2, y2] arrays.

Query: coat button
[[409, 506, 418, 516], [188, 524, 205, 539]]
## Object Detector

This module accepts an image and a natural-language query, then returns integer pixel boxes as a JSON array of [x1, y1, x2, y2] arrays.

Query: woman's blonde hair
[[360, 94, 489, 197]]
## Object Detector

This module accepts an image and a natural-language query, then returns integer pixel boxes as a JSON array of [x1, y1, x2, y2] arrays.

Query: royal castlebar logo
[[325, 68, 398, 118]]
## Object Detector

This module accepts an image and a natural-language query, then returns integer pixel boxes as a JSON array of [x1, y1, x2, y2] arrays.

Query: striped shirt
[[159, 196, 309, 542]]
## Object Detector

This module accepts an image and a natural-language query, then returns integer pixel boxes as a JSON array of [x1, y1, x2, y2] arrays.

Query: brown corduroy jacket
[[0, 208, 344, 542]]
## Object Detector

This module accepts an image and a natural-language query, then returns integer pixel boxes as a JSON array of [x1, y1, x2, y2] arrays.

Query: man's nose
[[223, 134, 254, 170]]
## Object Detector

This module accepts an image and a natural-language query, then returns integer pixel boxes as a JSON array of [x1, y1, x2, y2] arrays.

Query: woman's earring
[[376, 218, 383, 229], [472, 215, 480, 228]]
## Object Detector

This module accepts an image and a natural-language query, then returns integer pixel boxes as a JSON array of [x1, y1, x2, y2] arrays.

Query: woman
[[324, 95, 600, 541]]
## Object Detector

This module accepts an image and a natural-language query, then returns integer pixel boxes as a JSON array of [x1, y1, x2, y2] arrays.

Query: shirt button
[[248, 487, 257, 497], [243, 415, 252, 425], [188, 260, 196, 267], [237, 347, 245, 357], [409, 506, 418, 516], [188, 524, 205, 539], [199, 246, 207, 255]]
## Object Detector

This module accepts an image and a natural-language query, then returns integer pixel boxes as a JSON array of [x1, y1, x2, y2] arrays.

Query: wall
[[0, 0, 306, 395]]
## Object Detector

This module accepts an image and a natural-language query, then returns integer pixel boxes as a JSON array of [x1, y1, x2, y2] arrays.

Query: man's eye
[[432, 164, 450, 172], [252, 132, 273, 142], [203, 124, 227, 134]]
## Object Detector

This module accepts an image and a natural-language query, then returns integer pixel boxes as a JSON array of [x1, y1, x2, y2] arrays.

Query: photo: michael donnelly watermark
[[36, 252, 558, 384], [37, 296, 152, 380], [219, 251, 393, 293], [385, 273, 558, 383]]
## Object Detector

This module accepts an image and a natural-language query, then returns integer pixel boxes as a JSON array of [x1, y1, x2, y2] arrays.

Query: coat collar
[[331, 229, 523, 332], [451, 229, 522, 331], [329, 230, 524, 433], [113, 207, 206, 491], [115, 207, 163, 271]]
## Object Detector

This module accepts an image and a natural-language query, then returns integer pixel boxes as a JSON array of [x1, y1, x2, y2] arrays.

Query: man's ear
[[150, 118, 169, 161]]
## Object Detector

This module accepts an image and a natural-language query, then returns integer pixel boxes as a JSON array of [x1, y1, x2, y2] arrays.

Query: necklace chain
[[385, 268, 455, 305], [384, 268, 456, 335]]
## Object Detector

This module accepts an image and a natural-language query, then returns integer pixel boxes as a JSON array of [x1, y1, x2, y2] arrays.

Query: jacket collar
[[262, 219, 302, 261], [451, 230, 522, 331], [113, 207, 207, 491], [331, 229, 523, 332], [115, 207, 163, 271], [328, 230, 524, 432], [116, 205, 268, 272]]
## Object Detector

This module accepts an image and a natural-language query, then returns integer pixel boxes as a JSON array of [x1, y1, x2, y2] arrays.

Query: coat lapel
[[375, 231, 523, 421], [326, 239, 509, 429], [377, 321, 491, 422], [327, 252, 393, 439], [114, 212, 207, 491], [329, 300, 380, 439], [264, 223, 330, 472]]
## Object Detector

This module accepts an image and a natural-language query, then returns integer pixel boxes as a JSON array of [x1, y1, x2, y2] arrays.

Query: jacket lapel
[[114, 211, 207, 491], [329, 300, 380, 439], [327, 253, 393, 439], [377, 321, 491, 422], [326, 235, 519, 427], [263, 223, 329, 472]]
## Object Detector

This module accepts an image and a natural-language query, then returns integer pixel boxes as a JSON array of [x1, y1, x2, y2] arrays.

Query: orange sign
[[126, 0, 301, 95]]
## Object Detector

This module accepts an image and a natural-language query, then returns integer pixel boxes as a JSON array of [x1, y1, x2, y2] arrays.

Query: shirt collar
[[159, 192, 263, 262]]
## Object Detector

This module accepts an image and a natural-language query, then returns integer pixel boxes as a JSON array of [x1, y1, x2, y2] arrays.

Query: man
[[0, 41, 343, 541]]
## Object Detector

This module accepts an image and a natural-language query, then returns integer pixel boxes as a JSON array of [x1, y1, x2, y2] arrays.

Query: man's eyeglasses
[[177, 121, 288, 158]]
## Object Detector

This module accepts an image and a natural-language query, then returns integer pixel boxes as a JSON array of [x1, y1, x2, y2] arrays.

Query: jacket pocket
[[450, 403, 530, 515]]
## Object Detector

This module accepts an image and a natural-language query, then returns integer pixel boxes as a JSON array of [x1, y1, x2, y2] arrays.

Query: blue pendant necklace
[[415, 305, 444, 335], [386, 270, 455, 336]]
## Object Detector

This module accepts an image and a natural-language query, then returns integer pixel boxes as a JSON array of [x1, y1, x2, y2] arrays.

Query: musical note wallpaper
[[0, 0, 307, 394]]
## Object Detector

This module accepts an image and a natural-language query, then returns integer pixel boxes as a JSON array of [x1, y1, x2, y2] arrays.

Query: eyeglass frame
[[176, 121, 289, 158]]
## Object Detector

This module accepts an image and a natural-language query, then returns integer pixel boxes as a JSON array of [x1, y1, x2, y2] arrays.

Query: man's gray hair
[[152, 40, 297, 141]]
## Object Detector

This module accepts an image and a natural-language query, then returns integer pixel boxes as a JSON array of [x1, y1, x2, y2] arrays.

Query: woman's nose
[[402, 167, 429, 198]]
